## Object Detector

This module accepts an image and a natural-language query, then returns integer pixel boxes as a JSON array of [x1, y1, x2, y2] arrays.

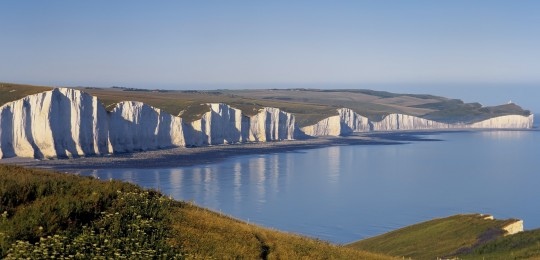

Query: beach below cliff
[[4, 129, 537, 171], [1, 134, 421, 171]]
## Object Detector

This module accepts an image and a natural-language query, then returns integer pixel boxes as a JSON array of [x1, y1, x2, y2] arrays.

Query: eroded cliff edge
[[0, 88, 534, 158]]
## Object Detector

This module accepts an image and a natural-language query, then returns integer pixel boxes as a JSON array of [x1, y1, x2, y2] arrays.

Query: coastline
[[0, 135, 404, 171], [1, 129, 535, 171]]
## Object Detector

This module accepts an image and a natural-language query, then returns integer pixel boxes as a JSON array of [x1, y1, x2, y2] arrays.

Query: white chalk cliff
[[247, 107, 296, 142], [183, 104, 296, 146], [107, 101, 185, 153], [301, 108, 370, 136], [503, 220, 524, 236], [303, 111, 534, 136], [0, 88, 534, 158], [371, 113, 452, 131], [467, 115, 534, 129], [0, 88, 109, 158], [183, 103, 245, 146], [0, 89, 297, 158], [301, 115, 341, 137]]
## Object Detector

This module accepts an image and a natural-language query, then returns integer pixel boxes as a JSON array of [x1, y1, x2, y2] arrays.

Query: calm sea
[[77, 130, 540, 244]]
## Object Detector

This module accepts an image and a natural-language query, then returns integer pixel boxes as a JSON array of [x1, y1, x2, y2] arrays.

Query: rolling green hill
[[347, 214, 521, 260]]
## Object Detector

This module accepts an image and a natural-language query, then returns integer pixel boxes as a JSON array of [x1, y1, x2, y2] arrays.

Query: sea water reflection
[[78, 130, 540, 244]]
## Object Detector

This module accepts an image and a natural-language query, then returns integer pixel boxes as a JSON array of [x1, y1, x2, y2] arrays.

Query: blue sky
[[1, 1, 539, 111]]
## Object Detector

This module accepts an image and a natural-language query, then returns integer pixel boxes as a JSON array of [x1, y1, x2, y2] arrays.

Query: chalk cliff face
[[301, 115, 341, 137], [371, 113, 534, 132], [302, 111, 535, 136], [184, 103, 245, 146], [0, 88, 109, 158], [503, 220, 524, 235], [0, 89, 298, 158], [300, 108, 370, 136], [0, 88, 534, 158], [371, 113, 451, 131], [338, 108, 371, 134], [467, 114, 534, 129], [183, 105, 296, 146], [247, 107, 296, 142], [108, 101, 185, 153]]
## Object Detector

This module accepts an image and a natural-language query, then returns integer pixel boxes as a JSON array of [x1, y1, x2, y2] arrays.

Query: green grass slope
[[347, 214, 519, 260], [0, 83, 53, 106], [0, 164, 394, 259], [459, 228, 540, 259]]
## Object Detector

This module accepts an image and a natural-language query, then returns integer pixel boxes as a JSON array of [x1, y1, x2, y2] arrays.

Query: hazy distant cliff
[[301, 108, 370, 136], [0, 88, 534, 158], [467, 114, 534, 129], [303, 111, 534, 136]]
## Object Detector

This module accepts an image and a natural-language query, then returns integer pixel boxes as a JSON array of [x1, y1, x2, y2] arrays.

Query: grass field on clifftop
[[0, 164, 394, 259], [0, 83, 53, 106], [1, 82, 531, 126]]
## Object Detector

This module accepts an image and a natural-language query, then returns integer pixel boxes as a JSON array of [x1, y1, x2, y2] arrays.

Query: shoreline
[[1, 129, 536, 171], [1, 135, 404, 171]]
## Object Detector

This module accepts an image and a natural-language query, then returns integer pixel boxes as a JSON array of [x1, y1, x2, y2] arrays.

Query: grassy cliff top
[[0, 83, 54, 106], [0, 82, 531, 126], [0, 164, 394, 259], [347, 214, 521, 260]]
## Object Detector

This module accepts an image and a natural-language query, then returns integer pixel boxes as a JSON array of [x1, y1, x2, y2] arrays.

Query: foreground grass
[[0, 164, 180, 258], [0, 164, 394, 259], [347, 214, 519, 260], [171, 203, 394, 259]]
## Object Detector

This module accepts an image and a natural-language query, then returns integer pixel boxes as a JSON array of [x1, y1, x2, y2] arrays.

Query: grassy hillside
[[347, 214, 520, 260], [79, 87, 341, 125], [224, 88, 441, 121], [459, 228, 540, 259], [0, 82, 531, 126], [0, 164, 394, 259], [0, 82, 53, 106], [421, 102, 531, 123]]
